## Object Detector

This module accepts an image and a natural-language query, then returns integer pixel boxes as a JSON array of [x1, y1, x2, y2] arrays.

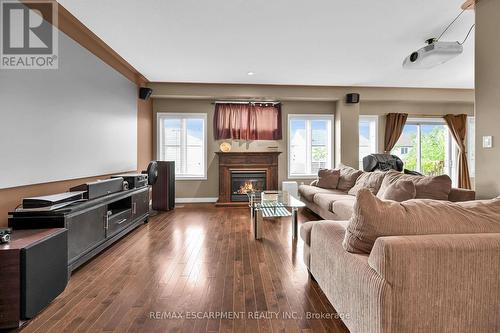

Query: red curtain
[[214, 103, 282, 140]]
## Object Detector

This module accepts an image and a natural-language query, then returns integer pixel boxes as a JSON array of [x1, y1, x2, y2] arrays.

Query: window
[[288, 115, 333, 178], [359, 116, 378, 169], [392, 119, 451, 177], [390, 117, 476, 186], [157, 113, 207, 179]]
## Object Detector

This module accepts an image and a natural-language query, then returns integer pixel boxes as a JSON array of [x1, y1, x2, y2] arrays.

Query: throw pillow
[[348, 171, 386, 196], [337, 164, 364, 191], [377, 170, 452, 200], [377, 179, 416, 202], [343, 189, 500, 254], [316, 169, 340, 189]]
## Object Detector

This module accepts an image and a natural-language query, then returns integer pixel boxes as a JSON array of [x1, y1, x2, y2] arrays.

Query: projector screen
[[0, 28, 137, 189]]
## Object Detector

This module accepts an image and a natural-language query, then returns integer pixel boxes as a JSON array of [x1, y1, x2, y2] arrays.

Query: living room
[[0, 0, 498, 332]]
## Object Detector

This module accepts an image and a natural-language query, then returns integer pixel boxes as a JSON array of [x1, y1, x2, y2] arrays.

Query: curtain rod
[[211, 100, 281, 105]]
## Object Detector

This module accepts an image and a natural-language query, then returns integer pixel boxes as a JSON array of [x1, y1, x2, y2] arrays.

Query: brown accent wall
[[137, 98, 154, 171]]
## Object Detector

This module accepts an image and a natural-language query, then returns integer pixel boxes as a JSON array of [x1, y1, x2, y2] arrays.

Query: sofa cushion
[[377, 170, 452, 200], [298, 185, 341, 202], [316, 168, 341, 189], [377, 179, 416, 202], [331, 199, 355, 220], [343, 189, 500, 254], [337, 164, 364, 191], [300, 220, 349, 246], [313, 193, 354, 212], [348, 171, 386, 196]]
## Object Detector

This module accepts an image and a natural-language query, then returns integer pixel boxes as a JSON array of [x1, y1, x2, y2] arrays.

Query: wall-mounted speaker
[[139, 87, 153, 101], [346, 93, 360, 104]]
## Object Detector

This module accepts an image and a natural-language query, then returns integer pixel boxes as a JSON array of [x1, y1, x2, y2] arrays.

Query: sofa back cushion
[[337, 164, 364, 191], [316, 169, 341, 189], [377, 170, 452, 200], [377, 178, 416, 202], [343, 189, 500, 254], [348, 171, 386, 196]]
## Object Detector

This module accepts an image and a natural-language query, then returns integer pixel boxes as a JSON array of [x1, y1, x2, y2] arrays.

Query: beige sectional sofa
[[298, 171, 476, 221], [299, 167, 500, 333]]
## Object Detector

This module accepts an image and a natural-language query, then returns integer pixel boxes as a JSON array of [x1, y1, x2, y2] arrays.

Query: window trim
[[396, 117, 453, 178], [359, 115, 379, 168], [287, 114, 334, 179], [156, 112, 208, 180]]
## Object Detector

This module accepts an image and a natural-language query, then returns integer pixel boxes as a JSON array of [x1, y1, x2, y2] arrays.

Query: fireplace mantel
[[215, 151, 281, 206]]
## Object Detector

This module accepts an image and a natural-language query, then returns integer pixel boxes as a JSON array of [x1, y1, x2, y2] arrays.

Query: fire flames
[[237, 181, 255, 194]]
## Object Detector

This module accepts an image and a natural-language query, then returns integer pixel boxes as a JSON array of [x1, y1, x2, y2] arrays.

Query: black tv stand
[[8, 187, 149, 273]]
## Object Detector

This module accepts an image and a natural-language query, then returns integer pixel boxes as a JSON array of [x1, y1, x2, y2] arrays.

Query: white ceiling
[[58, 0, 475, 88]]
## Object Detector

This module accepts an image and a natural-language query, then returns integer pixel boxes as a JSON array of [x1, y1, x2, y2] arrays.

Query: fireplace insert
[[230, 170, 267, 202]]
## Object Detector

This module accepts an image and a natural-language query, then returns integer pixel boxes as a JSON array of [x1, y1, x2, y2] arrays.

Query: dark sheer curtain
[[214, 103, 282, 140]]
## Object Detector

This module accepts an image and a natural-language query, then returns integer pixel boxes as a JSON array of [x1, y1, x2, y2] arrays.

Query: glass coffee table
[[248, 191, 306, 240]]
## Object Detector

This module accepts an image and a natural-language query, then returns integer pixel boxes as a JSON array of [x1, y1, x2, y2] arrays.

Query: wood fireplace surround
[[215, 152, 280, 206]]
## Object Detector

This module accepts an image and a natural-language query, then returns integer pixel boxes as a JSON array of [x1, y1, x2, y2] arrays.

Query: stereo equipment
[[22, 191, 85, 209], [346, 93, 360, 104], [112, 174, 148, 189], [70, 178, 124, 200], [152, 161, 175, 211], [139, 87, 153, 100], [0, 228, 11, 244]]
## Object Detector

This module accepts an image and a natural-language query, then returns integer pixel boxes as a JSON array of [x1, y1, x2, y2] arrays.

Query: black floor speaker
[[152, 161, 175, 211], [21, 229, 68, 319]]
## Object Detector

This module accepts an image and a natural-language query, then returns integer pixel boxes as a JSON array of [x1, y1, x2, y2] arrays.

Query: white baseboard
[[175, 197, 218, 203]]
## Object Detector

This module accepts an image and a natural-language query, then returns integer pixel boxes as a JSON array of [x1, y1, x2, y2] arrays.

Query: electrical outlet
[[483, 136, 493, 148]]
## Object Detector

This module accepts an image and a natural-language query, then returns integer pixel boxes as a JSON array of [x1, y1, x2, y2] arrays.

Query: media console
[[9, 187, 149, 272]]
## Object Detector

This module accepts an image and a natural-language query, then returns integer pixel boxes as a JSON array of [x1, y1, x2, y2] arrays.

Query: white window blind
[[288, 115, 333, 178], [157, 113, 207, 179], [359, 116, 378, 169]]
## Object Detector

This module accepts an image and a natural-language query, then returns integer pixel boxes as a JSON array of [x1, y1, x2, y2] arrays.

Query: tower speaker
[[139, 87, 153, 101], [346, 93, 360, 104], [152, 161, 175, 211]]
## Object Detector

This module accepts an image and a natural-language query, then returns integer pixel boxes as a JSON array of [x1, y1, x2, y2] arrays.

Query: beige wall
[[152, 83, 474, 200], [360, 101, 475, 153], [475, 0, 500, 199], [154, 99, 335, 199]]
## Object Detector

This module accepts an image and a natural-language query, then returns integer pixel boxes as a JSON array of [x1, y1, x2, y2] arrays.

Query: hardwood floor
[[19, 204, 350, 333]]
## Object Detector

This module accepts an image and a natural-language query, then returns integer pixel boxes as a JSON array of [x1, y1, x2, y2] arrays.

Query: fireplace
[[230, 171, 267, 202], [215, 152, 280, 206]]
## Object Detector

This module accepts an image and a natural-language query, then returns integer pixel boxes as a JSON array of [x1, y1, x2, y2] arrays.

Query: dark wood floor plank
[[18, 204, 349, 333]]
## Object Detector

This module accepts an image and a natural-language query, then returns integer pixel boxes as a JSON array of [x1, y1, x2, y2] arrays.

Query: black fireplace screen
[[230, 171, 267, 202]]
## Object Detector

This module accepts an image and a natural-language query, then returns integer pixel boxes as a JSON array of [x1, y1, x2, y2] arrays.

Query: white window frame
[[156, 113, 207, 180], [403, 117, 453, 178], [287, 114, 334, 179], [358, 115, 379, 169]]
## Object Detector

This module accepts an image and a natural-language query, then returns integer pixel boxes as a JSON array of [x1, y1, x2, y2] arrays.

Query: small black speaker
[[139, 87, 152, 100], [346, 93, 360, 104]]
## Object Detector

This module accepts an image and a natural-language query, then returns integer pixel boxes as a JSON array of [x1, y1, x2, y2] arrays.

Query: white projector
[[403, 40, 463, 69]]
